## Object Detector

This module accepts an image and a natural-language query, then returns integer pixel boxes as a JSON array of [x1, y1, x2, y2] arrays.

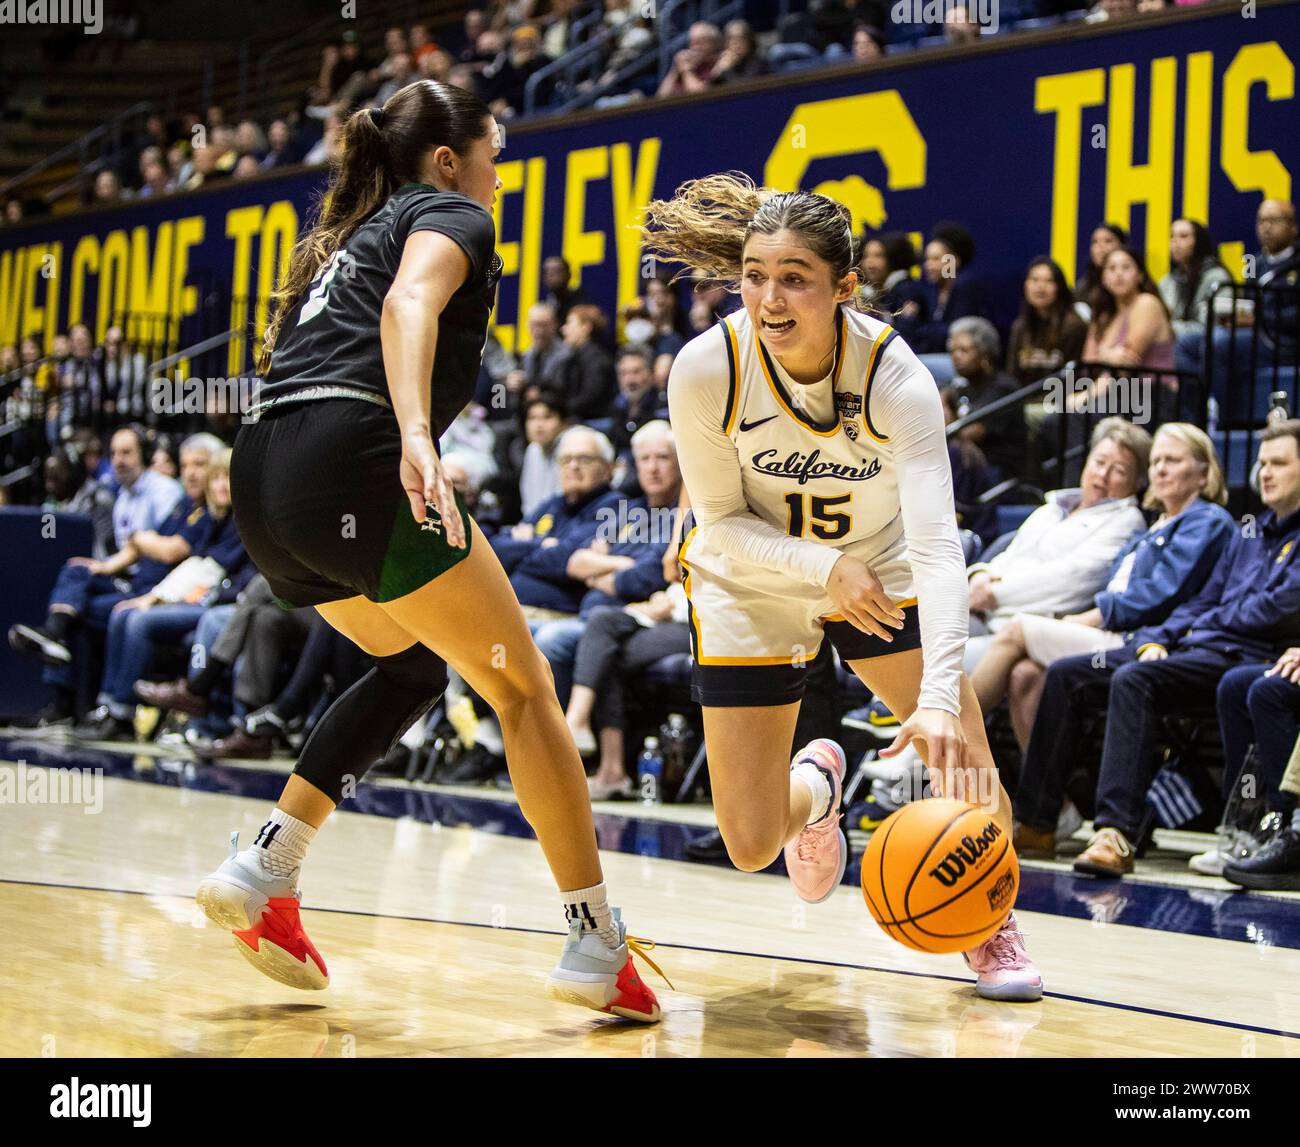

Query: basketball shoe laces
[[982, 920, 1030, 970], [795, 808, 834, 862], [626, 935, 675, 990]]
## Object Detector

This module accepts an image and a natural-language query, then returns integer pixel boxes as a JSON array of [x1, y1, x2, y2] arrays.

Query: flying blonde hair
[[639, 171, 870, 311]]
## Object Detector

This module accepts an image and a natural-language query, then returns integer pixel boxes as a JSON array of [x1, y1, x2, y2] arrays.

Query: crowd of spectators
[[0, 0, 1231, 226]]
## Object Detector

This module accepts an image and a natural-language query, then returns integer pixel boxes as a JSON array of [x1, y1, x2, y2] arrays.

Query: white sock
[[1290, 807, 1300, 832], [792, 759, 832, 825], [247, 808, 316, 879], [561, 882, 620, 949]]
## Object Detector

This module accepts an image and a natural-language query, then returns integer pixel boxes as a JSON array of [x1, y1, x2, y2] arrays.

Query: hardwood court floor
[[2, 753, 1299, 1058]]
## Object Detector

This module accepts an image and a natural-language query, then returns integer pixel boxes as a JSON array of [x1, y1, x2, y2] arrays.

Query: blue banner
[[1, 1, 1295, 364]]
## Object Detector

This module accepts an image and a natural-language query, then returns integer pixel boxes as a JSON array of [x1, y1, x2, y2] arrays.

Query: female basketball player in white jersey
[[643, 174, 1042, 1000], [194, 81, 662, 1023]]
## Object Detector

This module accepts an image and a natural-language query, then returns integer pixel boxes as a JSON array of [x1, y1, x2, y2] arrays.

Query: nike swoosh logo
[[738, 415, 778, 432]]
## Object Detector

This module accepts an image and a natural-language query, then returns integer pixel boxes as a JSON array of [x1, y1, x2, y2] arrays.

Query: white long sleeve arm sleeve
[[666, 329, 842, 587], [871, 343, 970, 716]]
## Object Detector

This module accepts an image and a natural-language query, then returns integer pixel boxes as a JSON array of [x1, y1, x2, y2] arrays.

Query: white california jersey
[[718, 305, 905, 554], [667, 303, 971, 714]]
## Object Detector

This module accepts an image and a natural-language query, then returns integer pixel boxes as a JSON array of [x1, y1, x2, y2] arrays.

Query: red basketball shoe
[[544, 911, 669, 1023], [196, 832, 329, 991]]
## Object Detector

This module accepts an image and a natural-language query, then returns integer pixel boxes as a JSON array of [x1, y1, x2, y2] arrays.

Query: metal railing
[[523, 0, 771, 117], [0, 300, 255, 502], [1202, 280, 1300, 430], [254, 12, 341, 124], [523, 20, 618, 115], [0, 101, 154, 203]]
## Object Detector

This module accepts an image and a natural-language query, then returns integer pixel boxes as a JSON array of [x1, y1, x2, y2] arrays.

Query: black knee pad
[[374, 642, 448, 751], [292, 642, 448, 804], [377, 641, 449, 694]]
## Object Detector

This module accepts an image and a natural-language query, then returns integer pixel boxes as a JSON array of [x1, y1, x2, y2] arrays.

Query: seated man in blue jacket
[[532, 419, 682, 705], [490, 424, 623, 616], [78, 448, 255, 740], [9, 429, 222, 725], [1014, 420, 1300, 879]]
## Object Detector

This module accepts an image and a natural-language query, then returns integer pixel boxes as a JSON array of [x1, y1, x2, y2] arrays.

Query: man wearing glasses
[[490, 425, 623, 618]]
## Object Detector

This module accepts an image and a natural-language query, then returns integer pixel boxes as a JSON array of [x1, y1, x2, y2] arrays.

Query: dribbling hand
[[400, 430, 466, 549], [826, 555, 905, 641], [880, 707, 969, 799]]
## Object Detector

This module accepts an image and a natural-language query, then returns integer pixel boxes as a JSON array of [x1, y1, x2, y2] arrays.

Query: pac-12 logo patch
[[835, 391, 862, 440]]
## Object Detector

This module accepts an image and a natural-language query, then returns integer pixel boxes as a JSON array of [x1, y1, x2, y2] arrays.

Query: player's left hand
[[880, 706, 968, 795]]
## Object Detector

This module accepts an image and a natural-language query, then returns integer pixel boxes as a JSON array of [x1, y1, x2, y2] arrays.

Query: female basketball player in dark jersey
[[195, 80, 662, 1023]]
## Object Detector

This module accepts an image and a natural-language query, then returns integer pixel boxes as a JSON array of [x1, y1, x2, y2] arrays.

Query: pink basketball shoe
[[783, 739, 848, 904], [963, 912, 1043, 1002]]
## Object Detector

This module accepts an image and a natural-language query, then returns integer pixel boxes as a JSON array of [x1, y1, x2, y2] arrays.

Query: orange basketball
[[861, 798, 1018, 954]]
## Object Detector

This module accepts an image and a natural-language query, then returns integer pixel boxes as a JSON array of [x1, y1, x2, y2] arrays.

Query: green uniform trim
[[377, 487, 474, 602]]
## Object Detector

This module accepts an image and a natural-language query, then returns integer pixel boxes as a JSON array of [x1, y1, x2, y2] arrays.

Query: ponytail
[[258, 80, 492, 376]]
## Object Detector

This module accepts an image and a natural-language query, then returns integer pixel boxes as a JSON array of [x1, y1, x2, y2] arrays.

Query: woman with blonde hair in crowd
[[971, 422, 1235, 754]]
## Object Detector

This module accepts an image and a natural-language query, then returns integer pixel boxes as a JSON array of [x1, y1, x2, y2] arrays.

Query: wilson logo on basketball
[[986, 870, 1015, 913], [926, 821, 1003, 888]]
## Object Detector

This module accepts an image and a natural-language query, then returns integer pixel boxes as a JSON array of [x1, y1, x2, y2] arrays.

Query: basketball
[[861, 799, 1019, 954]]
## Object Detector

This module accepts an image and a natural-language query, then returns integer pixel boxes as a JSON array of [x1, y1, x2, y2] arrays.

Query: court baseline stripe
[[4, 876, 1297, 1043]]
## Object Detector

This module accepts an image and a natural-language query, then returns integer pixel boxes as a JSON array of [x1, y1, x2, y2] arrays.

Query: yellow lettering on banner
[[1182, 51, 1214, 226], [44, 242, 62, 349], [254, 202, 298, 372], [563, 146, 608, 292], [1221, 42, 1294, 204], [128, 225, 174, 341], [1219, 241, 1246, 281], [610, 138, 661, 341], [491, 158, 526, 352], [514, 155, 546, 353], [68, 234, 100, 331], [764, 92, 925, 234], [96, 231, 130, 340], [21, 243, 50, 342], [1105, 58, 1177, 279], [0, 248, 23, 346], [226, 205, 264, 370], [1035, 69, 1106, 285], [169, 216, 205, 361]]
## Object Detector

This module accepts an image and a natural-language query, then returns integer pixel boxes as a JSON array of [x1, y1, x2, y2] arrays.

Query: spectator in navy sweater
[[490, 425, 623, 616], [1014, 421, 1300, 877], [78, 448, 254, 740], [532, 420, 682, 704]]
